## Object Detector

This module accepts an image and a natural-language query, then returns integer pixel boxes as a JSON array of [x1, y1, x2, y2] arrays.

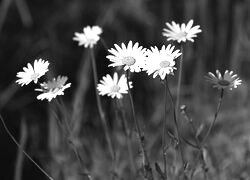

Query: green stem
[[117, 99, 136, 173], [100, 37, 109, 51], [125, 70, 154, 180], [162, 79, 168, 179], [165, 77, 186, 177], [89, 48, 115, 162], [202, 89, 224, 144], [176, 45, 183, 120], [54, 99, 86, 173], [0, 114, 54, 180]]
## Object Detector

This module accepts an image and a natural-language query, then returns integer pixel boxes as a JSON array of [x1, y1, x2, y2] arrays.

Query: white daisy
[[163, 19, 202, 43], [107, 41, 147, 73], [205, 70, 242, 90], [16, 59, 49, 86], [73, 25, 102, 48], [97, 72, 132, 99], [143, 45, 182, 80], [35, 76, 71, 101]]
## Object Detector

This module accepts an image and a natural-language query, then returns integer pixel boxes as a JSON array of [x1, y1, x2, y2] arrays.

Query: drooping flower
[[162, 19, 202, 43], [16, 59, 49, 86], [97, 72, 132, 99], [73, 25, 102, 48], [107, 41, 147, 73], [205, 70, 242, 90], [143, 45, 182, 80], [35, 76, 71, 101]]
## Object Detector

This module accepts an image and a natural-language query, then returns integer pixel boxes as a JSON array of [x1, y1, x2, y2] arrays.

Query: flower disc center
[[110, 85, 120, 92], [177, 32, 188, 39], [160, 61, 170, 68], [122, 56, 136, 66], [31, 73, 40, 82], [218, 79, 230, 86]]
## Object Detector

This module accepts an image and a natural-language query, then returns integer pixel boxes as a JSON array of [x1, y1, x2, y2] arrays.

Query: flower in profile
[[73, 25, 102, 48], [163, 19, 202, 43], [16, 59, 49, 86], [205, 70, 242, 90], [143, 45, 182, 80], [107, 41, 147, 73], [97, 72, 132, 99], [35, 76, 71, 101]]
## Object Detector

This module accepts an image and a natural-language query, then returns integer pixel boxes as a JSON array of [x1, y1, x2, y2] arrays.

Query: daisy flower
[[97, 72, 132, 99], [107, 41, 147, 73], [16, 59, 49, 86], [143, 45, 182, 80], [205, 70, 242, 90], [35, 76, 71, 101], [73, 25, 102, 48], [162, 19, 202, 43]]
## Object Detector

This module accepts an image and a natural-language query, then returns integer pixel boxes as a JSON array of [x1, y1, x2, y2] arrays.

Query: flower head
[[163, 19, 202, 43], [143, 45, 182, 80], [16, 59, 49, 86], [107, 41, 147, 73], [35, 76, 71, 101], [73, 25, 102, 48], [205, 70, 242, 90], [97, 72, 132, 99]]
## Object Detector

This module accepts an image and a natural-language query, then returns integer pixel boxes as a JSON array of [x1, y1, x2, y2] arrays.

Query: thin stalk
[[162, 80, 168, 179], [165, 77, 186, 177], [181, 107, 208, 179], [0, 114, 54, 180], [14, 118, 27, 180], [89, 48, 115, 161], [181, 107, 201, 147], [202, 89, 224, 144], [117, 99, 136, 173], [54, 99, 85, 173], [100, 37, 109, 51], [176, 45, 184, 120], [125, 70, 154, 180]]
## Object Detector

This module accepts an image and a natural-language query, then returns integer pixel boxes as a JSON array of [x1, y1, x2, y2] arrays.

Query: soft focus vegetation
[[0, 0, 250, 180]]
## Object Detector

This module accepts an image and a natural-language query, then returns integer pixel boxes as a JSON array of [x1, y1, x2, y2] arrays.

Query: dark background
[[0, 0, 250, 180]]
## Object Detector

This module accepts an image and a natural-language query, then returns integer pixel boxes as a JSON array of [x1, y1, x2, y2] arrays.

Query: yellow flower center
[[31, 73, 40, 81], [122, 56, 136, 66], [110, 85, 120, 92], [160, 61, 170, 68], [176, 32, 188, 39], [218, 79, 230, 86]]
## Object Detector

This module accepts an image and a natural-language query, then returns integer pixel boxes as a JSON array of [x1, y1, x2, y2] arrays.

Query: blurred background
[[0, 0, 250, 179]]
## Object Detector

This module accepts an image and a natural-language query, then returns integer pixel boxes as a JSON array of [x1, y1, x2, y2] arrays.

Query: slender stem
[[181, 107, 201, 147], [165, 77, 186, 177], [0, 114, 54, 180], [181, 107, 208, 178], [89, 48, 115, 161], [162, 80, 168, 179], [100, 37, 109, 51], [117, 99, 136, 173], [176, 45, 183, 120], [14, 118, 27, 180], [54, 99, 89, 177], [202, 89, 224, 144], [125, 70, 154, 180]]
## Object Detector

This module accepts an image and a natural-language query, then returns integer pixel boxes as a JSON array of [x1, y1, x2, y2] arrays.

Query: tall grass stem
[[89, 48, 115, 162], [202, 89, 224, 144], [125, 70, 154, 180], [162, 79, 168, 178], [117, 99, 136, 173], [165, 77, 186, 178], [176, 45, 184, 121], [0, 114, 54, 180]]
